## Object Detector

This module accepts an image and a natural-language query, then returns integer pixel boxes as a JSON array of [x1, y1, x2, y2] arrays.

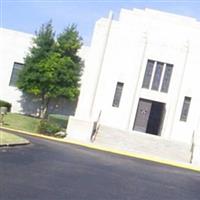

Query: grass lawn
[[3, 113, 40, 133], [0, 130, 29, 146]]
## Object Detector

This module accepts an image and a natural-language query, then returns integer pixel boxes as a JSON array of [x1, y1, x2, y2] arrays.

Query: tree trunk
[[40, 95, 50, 119]]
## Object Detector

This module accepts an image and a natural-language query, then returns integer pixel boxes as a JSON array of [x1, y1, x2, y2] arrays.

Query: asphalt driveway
[[0, 133, 200, 200]]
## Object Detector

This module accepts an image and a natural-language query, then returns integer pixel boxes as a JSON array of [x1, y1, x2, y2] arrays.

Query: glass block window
[[180, 97, 191, 122], [142, 60, 154, 89], [151, 62, 164, 91], [142, 59, 173, 93], [161, 64, 173, 93], [112, 82, 124, 107], [9, 62, 24, 87]]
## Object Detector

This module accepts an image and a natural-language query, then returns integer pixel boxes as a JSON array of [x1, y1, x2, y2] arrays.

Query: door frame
[[133, 98, 166, 136]]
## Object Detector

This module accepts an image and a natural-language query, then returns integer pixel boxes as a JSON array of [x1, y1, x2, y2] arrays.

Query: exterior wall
[[0, 28, 32, 113], [68, 8, 200, 152], [75, 13, 113, 121], [0, 28, 88, 116]]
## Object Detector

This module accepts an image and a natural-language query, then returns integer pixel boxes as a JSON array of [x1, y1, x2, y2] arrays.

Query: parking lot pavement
[[0, 133, 200, 200]]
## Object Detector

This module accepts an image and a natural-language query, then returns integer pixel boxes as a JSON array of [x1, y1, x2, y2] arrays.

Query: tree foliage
[[17, 21, 83, 118]]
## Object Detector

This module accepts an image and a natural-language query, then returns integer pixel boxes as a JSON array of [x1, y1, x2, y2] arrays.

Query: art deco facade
[[67, 8, 200, 164]]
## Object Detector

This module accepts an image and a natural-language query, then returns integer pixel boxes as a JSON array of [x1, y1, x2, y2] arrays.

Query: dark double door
[[133, 99, 165, 136]]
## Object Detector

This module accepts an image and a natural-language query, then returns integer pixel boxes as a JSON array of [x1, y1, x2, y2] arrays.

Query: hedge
[[0, 100, 12, 112], [38, 119, 61, 136], [48, 114, 68, 129]]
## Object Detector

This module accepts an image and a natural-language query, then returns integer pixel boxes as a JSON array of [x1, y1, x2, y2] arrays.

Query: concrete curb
[[0, 142, 30, 148], [1, 126, 200, 172], [0, 129, 30, 147]]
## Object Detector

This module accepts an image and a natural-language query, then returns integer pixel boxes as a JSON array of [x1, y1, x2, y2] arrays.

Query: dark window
[[161, 64, 173, 93], [9, 62, 24, 87], [112, 82, 124, 107], [142, 59, 173, 93], [180, 97, 191, 122], [142, 60, 154, 89], [151, 62, 164, 91]]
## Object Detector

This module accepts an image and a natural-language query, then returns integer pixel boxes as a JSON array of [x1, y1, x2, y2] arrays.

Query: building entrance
[[133, 99, 165, 136]]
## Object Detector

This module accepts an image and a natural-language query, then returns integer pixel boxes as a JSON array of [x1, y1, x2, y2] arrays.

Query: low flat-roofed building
[[0, 28, 89, 116]]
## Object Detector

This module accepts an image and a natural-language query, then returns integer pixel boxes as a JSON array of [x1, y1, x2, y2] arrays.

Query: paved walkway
[[93, 125, 192, 164]]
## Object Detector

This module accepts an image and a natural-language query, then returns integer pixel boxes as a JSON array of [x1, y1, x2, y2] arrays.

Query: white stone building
[[67, 8, 200, 164], [0, 28, 33, 113], [0, 28, 88, 116]]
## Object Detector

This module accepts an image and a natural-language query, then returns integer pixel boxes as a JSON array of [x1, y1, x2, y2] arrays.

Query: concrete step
[[94, 125, 192, 163]]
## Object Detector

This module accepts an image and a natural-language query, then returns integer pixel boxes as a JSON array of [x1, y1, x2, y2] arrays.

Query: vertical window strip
[[142, 60, 154, 89], [158, 63, 166, 91], [112, 82, 124, 107], [180, 97, 191, 122], [142, 59, 173, 94], [161, 64, 173, 93], [151, 62, 164, 91], [9, 62, 24, 87]]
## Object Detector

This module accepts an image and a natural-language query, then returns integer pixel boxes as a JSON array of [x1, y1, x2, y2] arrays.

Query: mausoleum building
[[67, 8, 200, 164]]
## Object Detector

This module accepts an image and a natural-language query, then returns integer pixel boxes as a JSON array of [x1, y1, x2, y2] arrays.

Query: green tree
[[55, 24, 83, 100], [57, 24, 82, 62], [17, 22, 83, 118]]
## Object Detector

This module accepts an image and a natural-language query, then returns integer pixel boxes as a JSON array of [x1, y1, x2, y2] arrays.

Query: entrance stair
[[94, 125, 192, 164]]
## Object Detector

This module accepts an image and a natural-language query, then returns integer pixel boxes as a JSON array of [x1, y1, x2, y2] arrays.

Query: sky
[[1, 0, 200, 45]]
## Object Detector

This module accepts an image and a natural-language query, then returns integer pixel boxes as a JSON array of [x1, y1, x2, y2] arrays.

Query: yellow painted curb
[[1, 126, 200, 172]]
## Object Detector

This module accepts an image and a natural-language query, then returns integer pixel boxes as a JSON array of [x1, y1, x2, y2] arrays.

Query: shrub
[[48, 114, 68, 129], [0, 100, 12, 112], [38, 120, 61, 136]]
